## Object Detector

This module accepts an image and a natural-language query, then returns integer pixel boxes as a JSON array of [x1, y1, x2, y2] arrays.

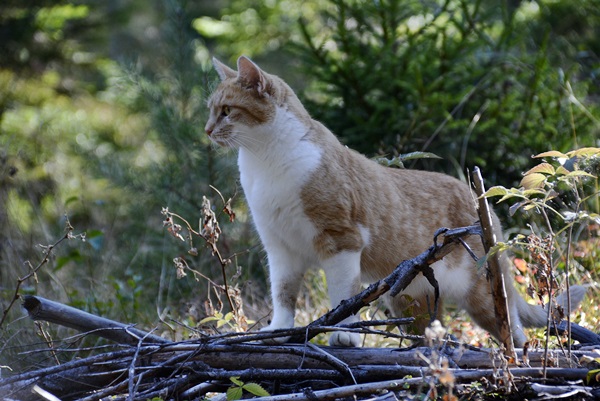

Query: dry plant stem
[[165, 209, 237, 319], [0, 222, 74, 328], [563, 205, 578, 365], [472, 167, 516, 359], [540, 207, 557, 379]]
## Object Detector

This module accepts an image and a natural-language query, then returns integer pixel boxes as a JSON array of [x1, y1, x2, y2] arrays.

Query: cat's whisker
[[230, 131, 266, 147]]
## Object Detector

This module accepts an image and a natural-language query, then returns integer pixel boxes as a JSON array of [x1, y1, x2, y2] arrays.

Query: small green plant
[[484, 147, 599, 346], [226, 376, 270, 400]]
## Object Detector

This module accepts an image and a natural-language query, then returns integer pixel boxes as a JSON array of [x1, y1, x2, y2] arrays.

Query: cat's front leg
[[261, 247, 307, 344], [322, 251, 363, 347]]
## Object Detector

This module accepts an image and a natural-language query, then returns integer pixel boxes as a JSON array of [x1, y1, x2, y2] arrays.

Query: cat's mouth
[[208, 133, 235, 148]]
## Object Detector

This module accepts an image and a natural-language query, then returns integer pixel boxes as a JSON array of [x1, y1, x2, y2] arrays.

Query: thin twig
[[0, 218, 78, 328]]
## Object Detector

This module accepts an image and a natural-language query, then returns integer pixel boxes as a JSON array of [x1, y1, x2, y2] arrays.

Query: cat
[[204, 55, 587, 347]]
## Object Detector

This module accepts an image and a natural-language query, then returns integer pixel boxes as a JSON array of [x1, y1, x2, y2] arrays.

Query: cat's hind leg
[[322, 250, 363, 347]]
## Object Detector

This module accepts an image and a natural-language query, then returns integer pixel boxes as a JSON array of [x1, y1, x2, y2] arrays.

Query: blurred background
[[1, 0, 599, 372]]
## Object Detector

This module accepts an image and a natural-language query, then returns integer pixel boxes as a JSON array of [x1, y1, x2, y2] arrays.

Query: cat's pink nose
[[205, 126, 213, 136]]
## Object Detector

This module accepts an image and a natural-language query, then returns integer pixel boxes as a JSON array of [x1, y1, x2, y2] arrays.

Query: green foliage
[[0, 0, 255, 373], [193, 0, 331, 58], [292, 0, 600, 187], [374, 151, 442, 169], [484, 147, 599, 311], [227, 376, 270, 400]]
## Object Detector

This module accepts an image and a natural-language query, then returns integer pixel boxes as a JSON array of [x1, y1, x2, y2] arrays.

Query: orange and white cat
[[205, 56, 586, 347]]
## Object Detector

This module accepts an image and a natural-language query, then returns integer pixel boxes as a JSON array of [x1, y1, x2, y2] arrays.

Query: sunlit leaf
[[198, 316, 220, 325], [374, 152, 441, 168], [226, 386, 243, 401], [585, 369, 600, 385], [564, 170, 596, 179], [243, 383, 270, 397], [533, 150, 568, 159], [230, 377, 244, 387], [192, 17, 232, 37], [397, 151, 442, 161], [482, 186, 508, 198], [567, 147, 600, 158], [523, 162, 555, 176], [520, 173, 546, 189]]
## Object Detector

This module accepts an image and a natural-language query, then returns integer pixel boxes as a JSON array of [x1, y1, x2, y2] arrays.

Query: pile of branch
[[2, 174, 599, 400], [2, 221, 599, 401], [4, 298, 600, 400]]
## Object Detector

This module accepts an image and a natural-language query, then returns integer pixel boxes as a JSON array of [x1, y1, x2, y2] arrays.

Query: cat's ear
[[212, 57, 237, 81], [237, 56, 270, 96]]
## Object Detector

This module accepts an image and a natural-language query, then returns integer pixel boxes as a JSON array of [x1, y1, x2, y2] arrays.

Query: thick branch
[[22, 295, 169, 345], [3, 341, 597, 401]]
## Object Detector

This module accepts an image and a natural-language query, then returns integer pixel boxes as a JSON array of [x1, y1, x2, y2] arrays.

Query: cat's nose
[[205, 125, 213, 136]]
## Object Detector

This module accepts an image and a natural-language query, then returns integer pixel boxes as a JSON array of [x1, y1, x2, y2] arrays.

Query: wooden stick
[[472, 167, 516, 359], [22, 295, 170, 345]]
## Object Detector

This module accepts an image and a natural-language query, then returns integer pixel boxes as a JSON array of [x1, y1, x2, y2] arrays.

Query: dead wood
[[472, 167, 516, 358], [5, 224, 600, 400], [3, 334, 599, 400], [22, 295, 169, 345]]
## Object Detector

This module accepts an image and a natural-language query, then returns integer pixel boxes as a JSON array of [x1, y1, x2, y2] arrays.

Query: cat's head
[[205, 56, 305, 148]]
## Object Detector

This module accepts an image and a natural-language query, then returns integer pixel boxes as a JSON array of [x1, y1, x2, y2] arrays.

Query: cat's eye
[[221, 105, 231, 117]]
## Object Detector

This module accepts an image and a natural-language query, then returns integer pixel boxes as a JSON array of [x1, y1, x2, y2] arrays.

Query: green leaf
[[243, 383, 271, 397], [374, 152, 441, 168], [520, 173, 547, 189], [533, 150, 568, 159], [192, 16, 233, 37], [54, 249, 83, 271], [563, 170, 596, 179], [64, 196, 79, 207], [226, 386, 243, 401], [398, 151, 442, 161], [521, 189, 546, 197], [199, 312, 223, 325], [230, 376, 244, 387], [567, 147, 600, 158], [373, 156, 404, 168], [86, 229, 104, 251], [524, 162, 555, 176], [585, 369, 600, 385], [482, 186, 508, 198]]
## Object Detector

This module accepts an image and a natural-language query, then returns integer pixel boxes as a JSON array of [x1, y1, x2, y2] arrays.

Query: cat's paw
[[259, 325, 291, 345], [329, 331, 360, 347]]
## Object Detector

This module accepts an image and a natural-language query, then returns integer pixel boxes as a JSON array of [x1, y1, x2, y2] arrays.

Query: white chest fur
[[238, 107, 322, 256]]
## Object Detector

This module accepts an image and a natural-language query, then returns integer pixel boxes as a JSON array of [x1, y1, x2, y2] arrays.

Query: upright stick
[[472, 167, 516, 359]]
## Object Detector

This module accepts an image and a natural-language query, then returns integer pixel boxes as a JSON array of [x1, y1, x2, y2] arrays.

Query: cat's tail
[[517, 285, 587, 328]]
